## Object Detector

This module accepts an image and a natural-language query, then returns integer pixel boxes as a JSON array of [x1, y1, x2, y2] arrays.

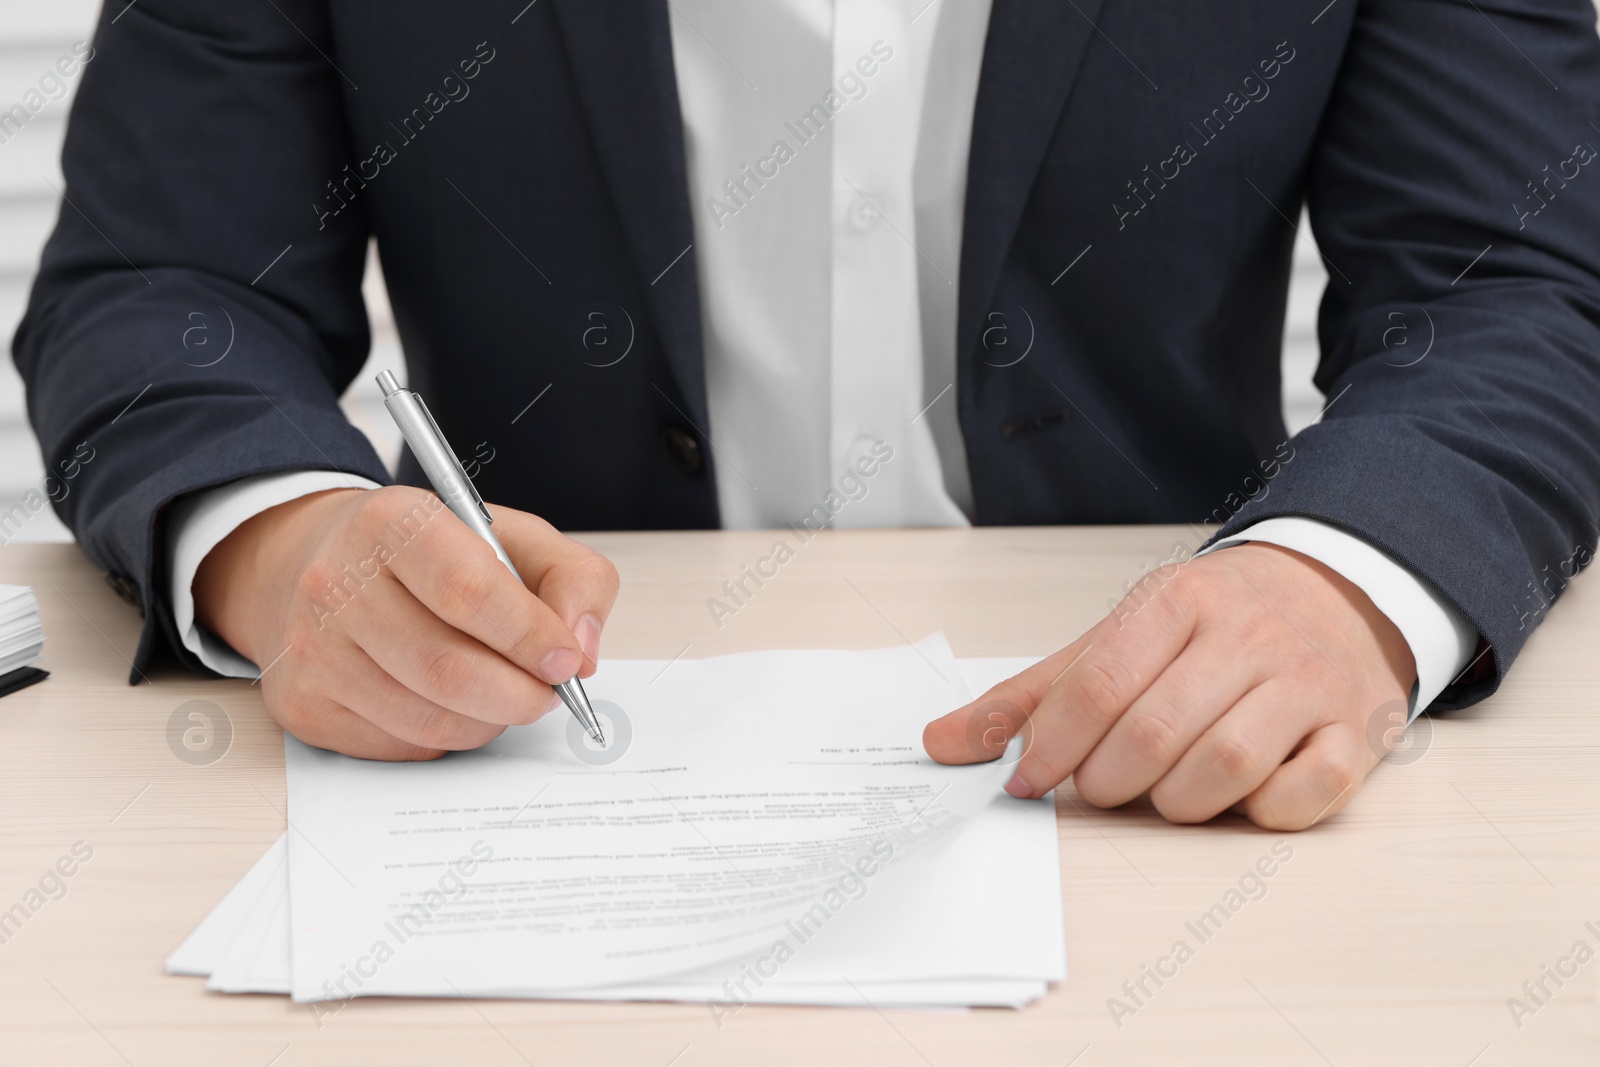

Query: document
[[169, 644, 1065, 1007], [169, 816, 1053, 1008], [165, 834, 284, 977], [0, 584, 44, 675]]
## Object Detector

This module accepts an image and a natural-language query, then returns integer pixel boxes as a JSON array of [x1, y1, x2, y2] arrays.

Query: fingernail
[[1004, 771, 1033, 799], [575, 613, 601, 668], [538, 647, 581, 684]]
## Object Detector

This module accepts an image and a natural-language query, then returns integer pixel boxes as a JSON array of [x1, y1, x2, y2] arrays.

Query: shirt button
[[848, 197, 883, 231], [659, 427, 705, 475]]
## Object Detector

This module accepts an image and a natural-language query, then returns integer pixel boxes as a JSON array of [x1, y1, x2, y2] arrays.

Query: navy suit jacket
[[15, 0, 1600, 707]]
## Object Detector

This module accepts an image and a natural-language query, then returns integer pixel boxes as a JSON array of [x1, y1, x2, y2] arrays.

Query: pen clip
[[415, 395, 493, 525]]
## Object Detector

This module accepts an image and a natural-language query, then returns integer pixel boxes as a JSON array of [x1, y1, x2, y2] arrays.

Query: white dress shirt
[[168, 0, 1473, 720]]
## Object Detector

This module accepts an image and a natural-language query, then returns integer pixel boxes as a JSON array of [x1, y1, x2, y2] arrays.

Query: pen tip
[[590, 726, 607, 747]]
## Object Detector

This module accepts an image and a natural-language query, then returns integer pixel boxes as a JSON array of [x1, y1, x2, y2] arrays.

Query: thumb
[[922, 640, 1088, 765]]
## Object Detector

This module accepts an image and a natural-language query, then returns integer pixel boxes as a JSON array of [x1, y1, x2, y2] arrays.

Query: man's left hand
[[923, 543, 1417, 830]]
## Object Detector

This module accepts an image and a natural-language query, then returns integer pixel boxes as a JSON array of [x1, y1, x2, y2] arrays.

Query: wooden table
[[2, 530, 1596, 1066]]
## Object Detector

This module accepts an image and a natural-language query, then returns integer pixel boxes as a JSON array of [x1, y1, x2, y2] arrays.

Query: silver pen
[[375, 370, 605, 745]]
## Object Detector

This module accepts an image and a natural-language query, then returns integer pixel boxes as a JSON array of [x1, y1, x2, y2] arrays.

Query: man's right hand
[[193, 486, 620, 760]]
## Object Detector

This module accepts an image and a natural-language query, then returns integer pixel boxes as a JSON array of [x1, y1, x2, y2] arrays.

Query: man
[[16, 0, 1600, 830]]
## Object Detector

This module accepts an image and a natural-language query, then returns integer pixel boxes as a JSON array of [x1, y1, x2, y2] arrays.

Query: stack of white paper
[[168, 638, 1065, 1010], [0, 585, 44, 676]]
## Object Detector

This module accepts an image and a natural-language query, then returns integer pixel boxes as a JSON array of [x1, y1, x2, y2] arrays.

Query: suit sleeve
[[1211, 0, 1600, 710], [11, 0, 391, 679]]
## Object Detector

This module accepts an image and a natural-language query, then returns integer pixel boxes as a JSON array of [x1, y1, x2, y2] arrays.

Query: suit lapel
[[549, 0, 708, 426], [959, 0, 1107, 368], [549, 0, 1106, 430]]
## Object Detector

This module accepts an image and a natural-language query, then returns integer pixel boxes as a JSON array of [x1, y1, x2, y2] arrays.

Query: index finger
[[382, 501, 586, 687], [490, 506, 621, 678]]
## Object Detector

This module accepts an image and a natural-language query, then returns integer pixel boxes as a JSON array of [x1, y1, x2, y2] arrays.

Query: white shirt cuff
[[1200, 517, 1477, 720], [165, 471, 381, 678]]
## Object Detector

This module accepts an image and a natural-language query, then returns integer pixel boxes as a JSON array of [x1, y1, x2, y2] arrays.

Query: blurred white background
[[0, 1, 1325, 543]]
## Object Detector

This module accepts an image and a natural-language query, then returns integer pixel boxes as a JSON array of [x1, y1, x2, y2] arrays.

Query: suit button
[[660, 427, 704, 475], [104, 572, 144, 612]]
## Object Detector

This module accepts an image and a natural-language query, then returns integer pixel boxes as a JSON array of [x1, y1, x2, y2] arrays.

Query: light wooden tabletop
[[1, 529, 1596, 1066]]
